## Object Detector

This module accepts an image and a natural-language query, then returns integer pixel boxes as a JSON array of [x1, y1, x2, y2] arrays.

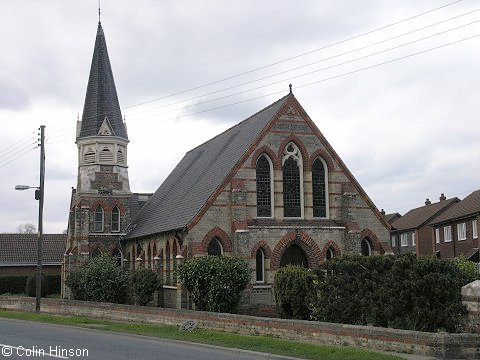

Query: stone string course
[[0, 296, 478, 359]]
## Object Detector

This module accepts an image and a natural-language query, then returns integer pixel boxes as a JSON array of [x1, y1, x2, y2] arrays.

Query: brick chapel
[[63, 21, 391, 309]]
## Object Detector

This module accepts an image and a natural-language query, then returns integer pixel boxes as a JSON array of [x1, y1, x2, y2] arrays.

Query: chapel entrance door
[[279, 244, 308, 268]]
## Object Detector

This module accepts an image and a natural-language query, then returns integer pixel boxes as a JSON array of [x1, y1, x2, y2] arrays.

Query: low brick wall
[[0, 296, 479, 359]]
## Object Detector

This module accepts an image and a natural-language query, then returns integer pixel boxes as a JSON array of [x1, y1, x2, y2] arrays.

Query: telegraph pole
[[36, 125, 45, 313]]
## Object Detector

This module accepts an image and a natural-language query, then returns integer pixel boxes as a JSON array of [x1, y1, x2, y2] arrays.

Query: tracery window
[[207, 236, 223, 256], [282, 142, 302, 218]]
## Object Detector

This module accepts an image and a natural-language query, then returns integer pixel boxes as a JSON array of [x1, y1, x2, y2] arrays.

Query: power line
[[0, 132, 35, 156], [0, 146, 37, 169], [121, 0, 465, 110]]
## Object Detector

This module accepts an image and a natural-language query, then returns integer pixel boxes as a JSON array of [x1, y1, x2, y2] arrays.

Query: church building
[[63, 20, 391, 310]]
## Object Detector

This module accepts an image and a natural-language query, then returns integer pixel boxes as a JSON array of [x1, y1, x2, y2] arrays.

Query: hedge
[[310, 254, 472, 333], [0, 276, 28, 295]]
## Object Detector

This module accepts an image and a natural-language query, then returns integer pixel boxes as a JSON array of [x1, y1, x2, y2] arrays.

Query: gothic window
[[92, 248, 101, 257], [94, 206, 104, 232], [255, 248, 265, 283], [256, 155, 273, 217], [84, 148, 95, 164], [147, 244, 152, 269], [99, 146, 113, 162], [165, 240, 171, 285], [117, 148, 125, 164], [112, 248, 122, 267], [282, 142, 302, 218], [361, 238, 372, 256], [207, 237, 223, 256], [312, 158, 327, 218], [173, 239, 178, 284], [326, 247, 335, 261], [111, 206, 120, 232]]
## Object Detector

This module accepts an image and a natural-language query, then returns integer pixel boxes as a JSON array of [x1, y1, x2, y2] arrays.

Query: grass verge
[[0, 310, 402, 360]]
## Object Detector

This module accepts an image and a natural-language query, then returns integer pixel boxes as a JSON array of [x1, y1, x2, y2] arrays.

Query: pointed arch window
[[256, 155, 273, 217], [255, 248, 265, 283], [165, 240, 171, 285], [84, 148, 96, 164], [99, 146, 113, 162], [325, 247, 335, 261], [207, 237, 223, 256], [282, 142, 303, 218], [94, 206, 104, 232], [312, 158, 328, 218], [111, 206, 120, 232], [361, 238, 372, 256]]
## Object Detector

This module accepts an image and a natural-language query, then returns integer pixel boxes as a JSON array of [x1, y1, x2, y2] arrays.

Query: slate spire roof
[[79, 22, 128, 140], [126, 94, 290, 239]]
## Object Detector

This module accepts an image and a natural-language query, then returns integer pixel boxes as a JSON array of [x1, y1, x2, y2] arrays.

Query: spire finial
[[98, 0, 101, 24], [289, 84, 292, 94]]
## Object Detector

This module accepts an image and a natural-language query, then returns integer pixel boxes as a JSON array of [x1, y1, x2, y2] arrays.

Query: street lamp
[[14, 125, 45, 314]]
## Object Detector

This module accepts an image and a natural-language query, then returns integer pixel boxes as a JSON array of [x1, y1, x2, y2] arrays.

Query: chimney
[[439, 193, 446, 201], [381, 209, 385, 215], [425, 198, 431, 205]]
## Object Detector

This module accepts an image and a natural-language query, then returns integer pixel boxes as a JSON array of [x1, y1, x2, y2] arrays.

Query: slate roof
[[384, 213, 401, 224], [391, 198, 459, 231], [126, 94, 290, 239], [430, 190, 480, 224], [79, 22, 127, 140], [0, 234, 66, 266]]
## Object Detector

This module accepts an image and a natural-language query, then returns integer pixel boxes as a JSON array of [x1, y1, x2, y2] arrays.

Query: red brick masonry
[[0, 296, 478, 359]]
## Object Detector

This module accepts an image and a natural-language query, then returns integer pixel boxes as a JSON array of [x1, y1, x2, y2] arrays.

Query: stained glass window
[[312, 158, 326, 217], [256, 156, 272, 217]]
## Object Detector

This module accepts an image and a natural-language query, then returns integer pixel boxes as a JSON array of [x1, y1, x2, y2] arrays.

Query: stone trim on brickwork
[[250, 145, 279, 170], [250, 240, 272, 259], [320, 240, 341, 260], [360, 228, 387, 254]]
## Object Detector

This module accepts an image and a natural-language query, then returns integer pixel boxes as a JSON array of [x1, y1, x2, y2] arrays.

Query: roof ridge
[[186, 94, 290, 154]]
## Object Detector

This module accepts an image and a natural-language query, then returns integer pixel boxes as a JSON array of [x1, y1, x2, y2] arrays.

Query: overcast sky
[[1, 0, 479, 233]]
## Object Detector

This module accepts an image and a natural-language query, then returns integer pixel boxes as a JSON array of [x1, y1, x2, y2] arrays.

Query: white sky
[[0, 0, 479, 233]]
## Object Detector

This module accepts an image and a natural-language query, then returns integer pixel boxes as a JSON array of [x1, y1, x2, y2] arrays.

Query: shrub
[[46, 275, 61, 295], [130, 268, 161, 306], [274, 265, 315, 320], [25, 273, 47, 297], [177, 256, 250, 313], [451, 256, 479, 283], [66, 254, 128, 304], [0, 276, 28, 295]]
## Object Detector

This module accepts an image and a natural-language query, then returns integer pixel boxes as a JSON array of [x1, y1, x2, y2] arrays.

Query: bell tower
[[64, 19, 131, 287]]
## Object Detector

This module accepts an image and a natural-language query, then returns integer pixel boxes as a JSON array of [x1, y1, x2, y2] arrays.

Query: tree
[[16, 223, 37, 234]]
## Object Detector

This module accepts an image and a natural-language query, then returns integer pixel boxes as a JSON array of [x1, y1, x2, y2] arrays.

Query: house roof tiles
[[430, 190, 480, 224]]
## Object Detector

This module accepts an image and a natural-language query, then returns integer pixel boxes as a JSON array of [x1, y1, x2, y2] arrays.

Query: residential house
[[390, 194, 459, 256], [430, 189, 480, 261]]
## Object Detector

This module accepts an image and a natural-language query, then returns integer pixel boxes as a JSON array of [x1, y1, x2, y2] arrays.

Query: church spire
[[79, 22, 128, 140]]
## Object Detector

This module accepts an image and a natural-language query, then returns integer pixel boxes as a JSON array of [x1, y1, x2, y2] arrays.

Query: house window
[[94, 206, 104, 232], [400, 234, 408, 247], [255, 248, 265, 283], [207, 237, 223, 256], [391, 235, 396, 247], [282, 142, 302, 218], [111, 206, 120, 232], [256, 155, 273, 217], [312, 158, 327, 218], [412, 232, 416, 246], [435, 228, 440, 244], [84, 148, 95, 164], [444, 226, 452, 242], [457, 223, 466, 241], [473, 220, 478, 239]]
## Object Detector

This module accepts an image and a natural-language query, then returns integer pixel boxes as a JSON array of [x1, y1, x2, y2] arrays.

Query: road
[[0, 318, 292, 360]]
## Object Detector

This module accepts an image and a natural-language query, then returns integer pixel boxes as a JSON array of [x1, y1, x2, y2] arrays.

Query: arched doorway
[[280, 244, 308, 267]]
